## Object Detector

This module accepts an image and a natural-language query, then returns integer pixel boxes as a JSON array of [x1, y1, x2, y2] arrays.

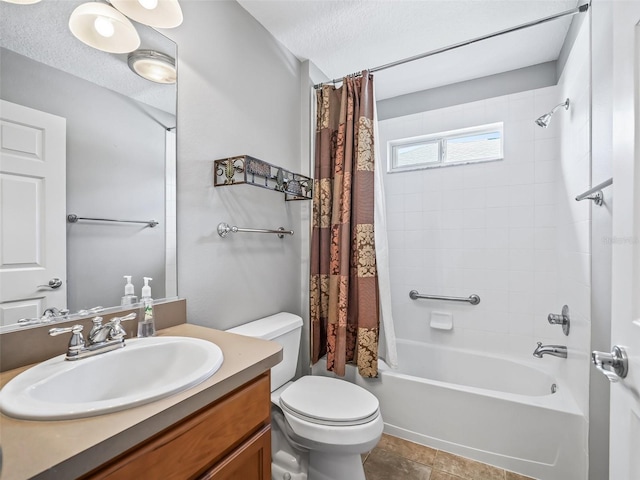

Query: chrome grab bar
[[409, 290, 481, 305], [575, 177, 612, 206], [217, 222, 294, 239], [67, 214, 158, 228]]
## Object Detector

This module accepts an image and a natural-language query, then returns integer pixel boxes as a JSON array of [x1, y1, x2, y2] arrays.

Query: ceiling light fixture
[[69, 2, 140, 54], [111, 0, 183, 28], [128, 50, 176, 84], [0, 0, 42, 4]]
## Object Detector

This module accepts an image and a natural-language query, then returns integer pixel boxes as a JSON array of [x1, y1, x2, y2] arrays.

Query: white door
[[0, 100, 66, 326], [607, 2, 640, 479]]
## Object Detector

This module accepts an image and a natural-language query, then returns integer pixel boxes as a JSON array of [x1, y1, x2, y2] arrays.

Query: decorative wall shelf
[[213, 155, 312, 201]]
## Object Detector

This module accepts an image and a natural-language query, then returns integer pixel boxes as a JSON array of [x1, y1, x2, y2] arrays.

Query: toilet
[[227, 313, 383, 480]]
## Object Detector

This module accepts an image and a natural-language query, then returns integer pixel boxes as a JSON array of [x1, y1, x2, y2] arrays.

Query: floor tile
[[377, 433, 437, 466], [505, 471, 536, 480], [434, 450, 505, 480], [364, 447, 432, 480], [430, 470, 465, 480]]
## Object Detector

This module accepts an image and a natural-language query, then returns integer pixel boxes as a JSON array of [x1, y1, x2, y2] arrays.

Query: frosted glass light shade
[[68, 2, 140, 54], [111, 0, 183, 28], [128, 50, 176, 84], [1, 0, 42, 4]]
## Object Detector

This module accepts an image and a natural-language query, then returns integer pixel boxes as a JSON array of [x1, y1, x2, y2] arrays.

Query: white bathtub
[[351, 339, 588, 480]]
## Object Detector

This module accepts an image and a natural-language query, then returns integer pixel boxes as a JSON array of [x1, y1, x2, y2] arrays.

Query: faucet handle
[[547, 305, 570, 336], [49, 324, 85, 357], [114, 312, 137, 323], [49, 324, 83, 336], [107, 313, 137, 340]]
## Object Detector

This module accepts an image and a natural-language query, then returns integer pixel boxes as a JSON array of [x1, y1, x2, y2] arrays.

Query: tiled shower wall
[[379, 21, 591, 422], [556, 19, 591, 421], [379, 86, 566, 360]]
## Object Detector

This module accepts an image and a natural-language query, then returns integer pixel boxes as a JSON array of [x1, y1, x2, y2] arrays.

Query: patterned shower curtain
[[310, 71, 380, 378]]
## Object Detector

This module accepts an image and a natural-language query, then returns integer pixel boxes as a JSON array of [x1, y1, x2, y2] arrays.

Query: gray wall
[[376, 61, 557, 120], [164, 0, 305, 331], [0, 48, 169, 311]]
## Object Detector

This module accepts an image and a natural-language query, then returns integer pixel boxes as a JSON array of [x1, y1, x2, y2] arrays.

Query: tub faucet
[[533, 342, 567, 359]]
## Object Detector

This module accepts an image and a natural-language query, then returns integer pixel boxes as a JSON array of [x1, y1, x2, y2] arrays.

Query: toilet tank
[[226, 313, 302, 392]]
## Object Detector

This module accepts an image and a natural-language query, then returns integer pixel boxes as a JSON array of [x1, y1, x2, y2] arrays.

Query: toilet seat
[[279, 376, 380, 426]]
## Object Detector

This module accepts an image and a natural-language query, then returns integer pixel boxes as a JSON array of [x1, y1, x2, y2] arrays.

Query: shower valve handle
[[547, 305, 570, 336]]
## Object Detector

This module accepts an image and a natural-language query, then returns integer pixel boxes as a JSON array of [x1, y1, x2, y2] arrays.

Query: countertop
[[0, 324, 282, 480]]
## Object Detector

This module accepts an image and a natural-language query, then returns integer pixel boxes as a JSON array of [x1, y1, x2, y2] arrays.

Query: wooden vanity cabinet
[[84, 372, 271, 480]]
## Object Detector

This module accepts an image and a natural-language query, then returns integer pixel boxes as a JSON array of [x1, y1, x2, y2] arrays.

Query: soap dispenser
[[121, 275, 138, 306], [137, 277, 156, 337]]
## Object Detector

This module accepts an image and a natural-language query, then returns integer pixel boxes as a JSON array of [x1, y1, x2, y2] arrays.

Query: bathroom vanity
[[0, 324, 282, 480]]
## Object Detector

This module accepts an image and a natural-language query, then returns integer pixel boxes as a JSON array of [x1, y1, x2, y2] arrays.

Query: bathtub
[[350, 339, 588, 480]]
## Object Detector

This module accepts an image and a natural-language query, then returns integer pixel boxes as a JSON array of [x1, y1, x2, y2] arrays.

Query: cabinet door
[[85, 373, 270, 480], [199, 425, 271, 480]]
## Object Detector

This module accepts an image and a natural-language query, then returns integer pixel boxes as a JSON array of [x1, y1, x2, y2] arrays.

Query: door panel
[[1, 174, 42, 265], [0, 298, 43, 327], [605, 3, 640, 479], [0, 100, 66, 321]]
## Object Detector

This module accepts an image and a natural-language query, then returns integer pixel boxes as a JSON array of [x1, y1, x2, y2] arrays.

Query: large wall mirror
[[0, 1, 177, 330]]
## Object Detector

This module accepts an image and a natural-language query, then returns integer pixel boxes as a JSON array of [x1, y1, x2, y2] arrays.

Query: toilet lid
[[279, 376, 379, 426]]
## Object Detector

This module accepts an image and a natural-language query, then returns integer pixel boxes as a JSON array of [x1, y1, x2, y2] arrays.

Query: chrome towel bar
[[217, 222, 294, 239], [575, 177, 612, 206], [409, 290, 481, 305], [67, 214, 158, 228]]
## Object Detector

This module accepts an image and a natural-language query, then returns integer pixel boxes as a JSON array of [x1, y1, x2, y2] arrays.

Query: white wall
[[164, 1, 305, 330]]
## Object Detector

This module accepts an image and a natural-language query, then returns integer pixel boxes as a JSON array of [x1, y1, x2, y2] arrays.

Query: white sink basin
[[0, 336, 224, 420]]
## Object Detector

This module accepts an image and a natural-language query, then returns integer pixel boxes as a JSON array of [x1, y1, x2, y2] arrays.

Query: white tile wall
[[379, 63, 590, 418], [556, 20, 592, 418], [379, 86, 563, 361]]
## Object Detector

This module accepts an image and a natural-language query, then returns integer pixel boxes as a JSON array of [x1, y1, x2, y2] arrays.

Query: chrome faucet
[[18, 306, 70, 326], [49, 313, 136, 361], [533, 342, 568, 359], [43, 307, 70, 319]]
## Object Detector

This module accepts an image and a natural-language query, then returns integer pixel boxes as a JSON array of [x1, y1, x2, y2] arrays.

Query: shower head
[[535, 113, 553, 128], [535, 98, 570, 128]]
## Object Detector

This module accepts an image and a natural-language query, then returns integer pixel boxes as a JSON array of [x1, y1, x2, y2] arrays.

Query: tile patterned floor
[[363, 434, 536, 480]]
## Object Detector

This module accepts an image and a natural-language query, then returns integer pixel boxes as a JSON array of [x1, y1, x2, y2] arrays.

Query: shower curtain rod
[[314, 3, 589, 89]]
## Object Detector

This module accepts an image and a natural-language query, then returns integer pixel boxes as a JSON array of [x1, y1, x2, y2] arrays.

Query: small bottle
[[121, 275, 138, 306], [137, 277, 156, 337]]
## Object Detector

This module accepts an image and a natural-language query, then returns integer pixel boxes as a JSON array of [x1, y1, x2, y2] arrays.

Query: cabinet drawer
[[199, 425, 271, 480], [86, 373, 271, 480]]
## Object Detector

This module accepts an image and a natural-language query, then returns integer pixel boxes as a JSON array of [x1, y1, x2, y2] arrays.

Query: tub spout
[[533, 342, 567, 359]]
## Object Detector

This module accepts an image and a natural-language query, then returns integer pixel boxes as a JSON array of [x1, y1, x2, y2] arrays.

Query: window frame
[[387, 122, 504, 173]]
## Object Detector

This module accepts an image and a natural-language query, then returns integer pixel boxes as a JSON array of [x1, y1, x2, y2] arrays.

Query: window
[[388, 123, 503, 172]]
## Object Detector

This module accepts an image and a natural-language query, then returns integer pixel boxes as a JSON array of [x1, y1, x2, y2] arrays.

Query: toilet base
[[308, 451, 366, 480], [272, 409, 308, 480]]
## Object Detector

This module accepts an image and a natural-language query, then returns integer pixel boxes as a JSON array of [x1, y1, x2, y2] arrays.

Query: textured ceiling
[[237, 0, 581, 99], [0, 0, 176, 114], [1, 1, 580, 108]]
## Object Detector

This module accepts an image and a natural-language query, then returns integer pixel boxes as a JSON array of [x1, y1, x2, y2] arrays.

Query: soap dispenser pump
[[137, 277, 156, 337], [121, 275, 138, 306]]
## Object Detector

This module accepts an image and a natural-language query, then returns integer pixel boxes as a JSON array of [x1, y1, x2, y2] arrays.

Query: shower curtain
[[310, 71, 397, 377]]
